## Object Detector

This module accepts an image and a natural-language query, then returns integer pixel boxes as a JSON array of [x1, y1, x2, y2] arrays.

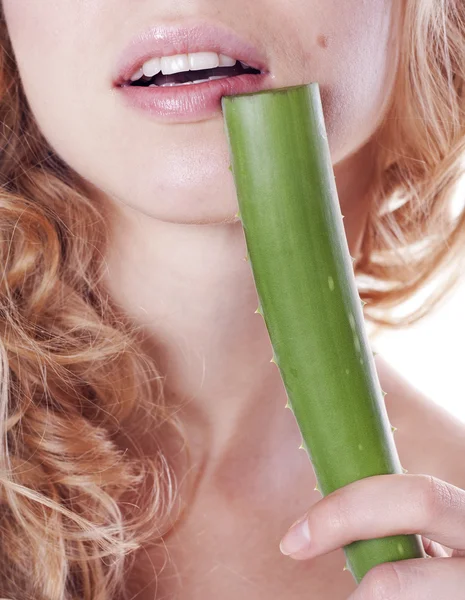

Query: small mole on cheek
[[317, 34, 330, 49]]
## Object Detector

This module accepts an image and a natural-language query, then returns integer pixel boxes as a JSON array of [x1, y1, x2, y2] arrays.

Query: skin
[[279, 473, 465, 599], [3, 1, 465, 598]]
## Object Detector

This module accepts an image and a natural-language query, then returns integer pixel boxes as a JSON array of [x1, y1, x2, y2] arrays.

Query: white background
[[369, 174, 465, 425]]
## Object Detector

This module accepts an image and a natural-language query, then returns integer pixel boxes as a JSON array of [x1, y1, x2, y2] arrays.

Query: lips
[[112, 21, 274, 123], [113, 22, 271, 87]]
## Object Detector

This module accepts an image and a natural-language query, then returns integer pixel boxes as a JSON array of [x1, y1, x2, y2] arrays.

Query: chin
[[87, 172, 240, 226], [135, 198, 240, 226]]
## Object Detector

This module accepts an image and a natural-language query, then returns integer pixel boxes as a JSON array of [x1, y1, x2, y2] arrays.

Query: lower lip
[[115, 73, 272, 123]]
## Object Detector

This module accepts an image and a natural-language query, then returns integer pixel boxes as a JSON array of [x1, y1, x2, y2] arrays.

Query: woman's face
[[2, 1, 400, 224]]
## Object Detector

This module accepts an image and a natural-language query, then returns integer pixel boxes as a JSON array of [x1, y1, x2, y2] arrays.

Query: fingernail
[[279, 515, 311, 556]]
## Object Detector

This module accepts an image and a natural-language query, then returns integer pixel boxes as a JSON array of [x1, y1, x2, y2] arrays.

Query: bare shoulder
[[374, 353, 465, 490]]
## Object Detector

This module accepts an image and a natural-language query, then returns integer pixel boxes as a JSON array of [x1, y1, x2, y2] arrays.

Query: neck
[[101, 141, 375, 466]]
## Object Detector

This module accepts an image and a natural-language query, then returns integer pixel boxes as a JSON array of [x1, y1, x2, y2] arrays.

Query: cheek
[[3, 3, 70, 86], [332, 6, 399, 161], [1, 1, 238, 224], [2, 2, 94, 157], [276, 0, 399, 163]]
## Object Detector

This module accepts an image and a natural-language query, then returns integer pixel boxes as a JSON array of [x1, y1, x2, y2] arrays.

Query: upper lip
[[113, 21, 270, 86]]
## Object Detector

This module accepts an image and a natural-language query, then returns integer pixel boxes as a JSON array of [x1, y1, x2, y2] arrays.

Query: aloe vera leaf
[[221, 83, 426, 584]]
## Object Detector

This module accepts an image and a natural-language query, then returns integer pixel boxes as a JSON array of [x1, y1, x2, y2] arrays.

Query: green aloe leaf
[[221, 83, 425, 584]]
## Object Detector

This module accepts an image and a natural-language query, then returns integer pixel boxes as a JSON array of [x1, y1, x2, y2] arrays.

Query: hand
[[279, 474, 465, 599]]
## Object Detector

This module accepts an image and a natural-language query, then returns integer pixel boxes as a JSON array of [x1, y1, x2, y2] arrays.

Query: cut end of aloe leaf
[[221, 82, 318, 104]]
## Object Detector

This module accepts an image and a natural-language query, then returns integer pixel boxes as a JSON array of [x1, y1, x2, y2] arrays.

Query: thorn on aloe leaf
[[235, 209, 241, 219], [373, 350, 379, 357], [314, 483, 321, 493], [391, 425, 398, 433], [381, 390, 388, 397], [228, 165, 233, 172], [243, 254, 249, 262], [270, 352, 278, 364], [402, 467, 409, 474], [361, 299, 367, 307], [254, 304, 264, 316], [342, 564, 349, 572]]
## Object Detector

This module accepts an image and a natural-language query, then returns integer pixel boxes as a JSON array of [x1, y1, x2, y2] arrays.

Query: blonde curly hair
[[0, 0, 464, 598]]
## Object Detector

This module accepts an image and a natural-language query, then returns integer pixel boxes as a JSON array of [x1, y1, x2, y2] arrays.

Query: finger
[[279, 474, 465, 560], [347, 557, 465, 600]]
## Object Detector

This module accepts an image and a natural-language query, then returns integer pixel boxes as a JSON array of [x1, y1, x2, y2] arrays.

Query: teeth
[[130, 67, 144, 81], [130, 51, 238, 81], [157, 80, 197, 88], [188, 51, 219, 71], [219, 54, 237, 67], [161, 53, 189, 75], [148, 75, 229, 88], [142, 57, 161, 77]]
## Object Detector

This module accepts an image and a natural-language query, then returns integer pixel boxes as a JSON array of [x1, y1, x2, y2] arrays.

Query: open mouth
[[126, 61, 262, 88], [113, 25, 271, 120]]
